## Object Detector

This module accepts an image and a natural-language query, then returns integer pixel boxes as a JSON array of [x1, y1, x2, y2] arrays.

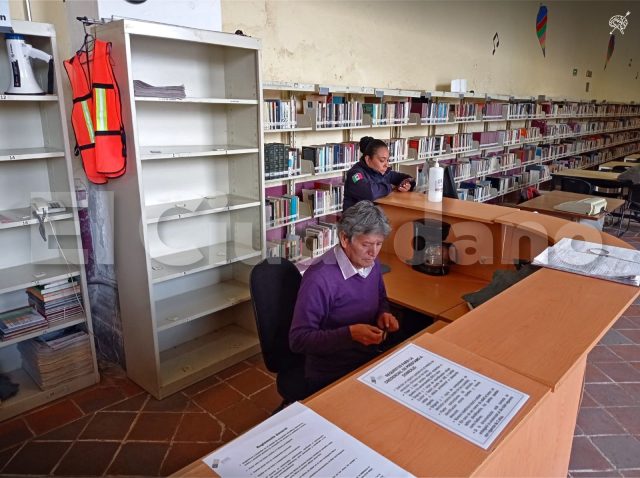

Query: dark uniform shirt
[[343, 158, 415, 210]]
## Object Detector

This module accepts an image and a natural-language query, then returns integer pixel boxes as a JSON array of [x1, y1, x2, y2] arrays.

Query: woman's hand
[[377, 312, 400, 332], [397, 179, 412, 192], [349, 324, 384, 345]]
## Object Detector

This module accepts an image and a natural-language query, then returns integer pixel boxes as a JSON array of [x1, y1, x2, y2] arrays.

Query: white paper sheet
[[358, 344, 529, 449], [533, 237, 640, 286], [202, 401, 415, 478]]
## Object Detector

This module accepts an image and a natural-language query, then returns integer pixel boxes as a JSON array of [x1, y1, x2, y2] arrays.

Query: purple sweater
[[289, 248, 389, 385]]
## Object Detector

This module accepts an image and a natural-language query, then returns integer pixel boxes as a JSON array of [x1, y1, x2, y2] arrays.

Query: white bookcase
[[96, 20, 264, 399], [0, 20, 99, 420]]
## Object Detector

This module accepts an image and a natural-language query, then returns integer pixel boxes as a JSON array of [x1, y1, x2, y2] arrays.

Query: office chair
[[250, 258, 308, 412], [559, 177, 593, 195], [612, 165, 632, 173]]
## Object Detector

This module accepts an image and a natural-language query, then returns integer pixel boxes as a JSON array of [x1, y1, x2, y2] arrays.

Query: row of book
[[266, 218, 340, 261], [387, 138, 408, 162], [306, 100, 364, 128], [300, 183, 344, 215], [18, 327, 93, 390], [264, 99, 297, 130], [266, 195, 299, 228], [302, 142, 360, 173], [265, 143, 301, 179], [267, 235, 302, 261], [363, 101, 410, 125], [300, 220, 338, 258], [0, 307, 47, 341], [408, 134, 475, 158]]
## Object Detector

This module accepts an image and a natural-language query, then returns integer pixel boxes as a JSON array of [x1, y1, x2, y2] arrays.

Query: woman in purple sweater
[[289, 201, 400, 394]]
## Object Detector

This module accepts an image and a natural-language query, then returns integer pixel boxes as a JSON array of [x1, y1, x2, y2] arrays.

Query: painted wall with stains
[[222, 0, 640, 102]]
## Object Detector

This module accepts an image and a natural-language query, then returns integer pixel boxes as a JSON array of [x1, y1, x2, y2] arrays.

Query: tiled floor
[[2, 223, 640, 477], [0, 355, 278, 476]]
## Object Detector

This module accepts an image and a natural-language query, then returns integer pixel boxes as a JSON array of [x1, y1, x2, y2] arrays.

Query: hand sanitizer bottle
[[428, 160, 444, 202]]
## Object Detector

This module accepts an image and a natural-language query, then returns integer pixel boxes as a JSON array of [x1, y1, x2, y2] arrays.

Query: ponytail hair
[[359, 136, 387, 161]]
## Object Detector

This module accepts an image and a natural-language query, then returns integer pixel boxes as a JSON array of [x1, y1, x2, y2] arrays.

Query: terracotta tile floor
[[3, 221, 640, 477], [0, 354, 277, 477]]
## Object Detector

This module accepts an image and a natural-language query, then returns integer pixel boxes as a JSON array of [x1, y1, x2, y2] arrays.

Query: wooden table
[[174, 193, 639, 477], [518, 190, 625, 221], [599, 161, 636, 171], [552, 168, 621, 181], [625, 153, 640, 162]]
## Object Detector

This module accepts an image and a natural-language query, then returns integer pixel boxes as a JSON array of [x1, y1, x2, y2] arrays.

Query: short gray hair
[[338, 201, 391, 239]]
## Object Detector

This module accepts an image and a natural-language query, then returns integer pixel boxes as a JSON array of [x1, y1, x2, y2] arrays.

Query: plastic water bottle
[[428, 161, 444, 202]]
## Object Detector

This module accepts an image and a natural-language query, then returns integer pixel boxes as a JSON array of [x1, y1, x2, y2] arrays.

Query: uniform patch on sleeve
[[352, 172, 364, 183]]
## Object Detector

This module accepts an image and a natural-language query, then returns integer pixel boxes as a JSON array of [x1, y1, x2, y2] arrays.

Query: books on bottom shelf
[[0, 307, 47, 341], [533, 238, 640, 286], [18, 327, 93, 390]]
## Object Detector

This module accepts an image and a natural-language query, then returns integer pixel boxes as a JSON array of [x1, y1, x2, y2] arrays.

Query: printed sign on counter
[[202, 401, 415, 477], [358, 343, 529, 449]]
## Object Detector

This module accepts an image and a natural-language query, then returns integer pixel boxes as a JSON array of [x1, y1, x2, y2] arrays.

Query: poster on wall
[[536, 4, 547, 57], [604, 34, 616, 70]]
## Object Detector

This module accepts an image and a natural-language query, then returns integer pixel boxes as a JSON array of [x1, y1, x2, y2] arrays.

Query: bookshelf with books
[[398, 93, 640, 202], [0, 21, 98, 420], [263, 83, 417, 264], [96, 20, 264, 398]]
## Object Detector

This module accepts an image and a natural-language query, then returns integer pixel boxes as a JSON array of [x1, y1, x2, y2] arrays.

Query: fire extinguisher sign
[[0, 0, 13, 34]]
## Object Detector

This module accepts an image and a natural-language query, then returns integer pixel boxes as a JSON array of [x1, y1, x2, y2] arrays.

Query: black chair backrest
[[612, 165, 631, 173], [250, 258, 304, 374], [560, 177, 593, 195]]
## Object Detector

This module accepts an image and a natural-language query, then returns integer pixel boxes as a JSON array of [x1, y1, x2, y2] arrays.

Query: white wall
[[221, 0, 640, 101], [7, 0, 640, 100]]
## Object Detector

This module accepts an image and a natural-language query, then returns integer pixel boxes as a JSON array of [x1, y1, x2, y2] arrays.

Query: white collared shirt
[[334, 244, 373, 280]]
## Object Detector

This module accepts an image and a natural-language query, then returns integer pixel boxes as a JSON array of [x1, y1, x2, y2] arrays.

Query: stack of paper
[[133, 80, 186, 99], [18, 328, 93, 390], [26, 278, 84, 325], [0, 306, 47, 341], [533, 238, 640, 286]]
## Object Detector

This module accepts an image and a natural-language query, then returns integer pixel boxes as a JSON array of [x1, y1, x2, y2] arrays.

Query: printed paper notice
[[358, 343, 529, 449], [202, 401, 414, 478]]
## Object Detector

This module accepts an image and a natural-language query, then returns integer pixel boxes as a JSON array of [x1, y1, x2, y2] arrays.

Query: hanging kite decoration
[[536, 4, 548, 57], [604, 34, 616, 70]]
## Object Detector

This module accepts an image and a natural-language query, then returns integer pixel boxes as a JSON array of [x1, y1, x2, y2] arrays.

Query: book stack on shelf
[[304, 94, 363, 128], [454, 102, 479, 121], [483, 102, 505, 120], [18, 328, 93, 390], [266, 194, 300, 228], [26, 278, 83, 325], [299, 219, 338, 258], [0, 307, 47, 341], [265, 143, 301, 179], [363, 100, 410, 125], [300, 183, 344, 216], [386, 138, 408, 163], [410, 100, 450, 123], [264, 98, 297, 130], [302, 142, 359, 173], [267, 235, 302, 261]]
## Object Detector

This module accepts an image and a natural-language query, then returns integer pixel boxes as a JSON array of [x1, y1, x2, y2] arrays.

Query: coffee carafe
[[410, 219, 456, 276]]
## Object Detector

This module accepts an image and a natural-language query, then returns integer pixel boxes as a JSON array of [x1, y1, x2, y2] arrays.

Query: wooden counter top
[[379, 251, 487, 319], [437, 267, 638, 390], [305, 334, 550, 477], [376, 192, 516, 224]]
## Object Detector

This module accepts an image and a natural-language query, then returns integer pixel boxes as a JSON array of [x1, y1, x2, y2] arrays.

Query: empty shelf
[[145, 195, 260, 223], [140, 145, 258, 160]]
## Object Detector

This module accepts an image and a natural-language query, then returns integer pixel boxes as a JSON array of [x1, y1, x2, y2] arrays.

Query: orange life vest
[[64, 40, 126, 184]]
